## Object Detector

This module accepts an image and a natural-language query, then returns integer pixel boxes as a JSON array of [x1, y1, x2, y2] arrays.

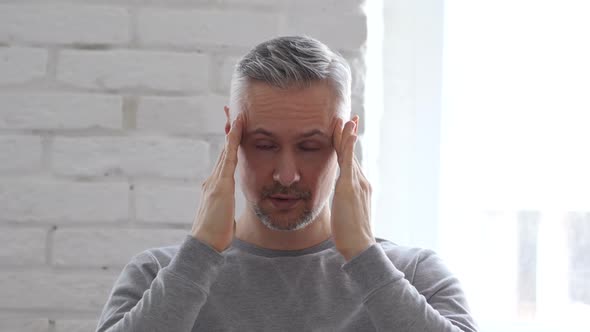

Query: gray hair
[[229, 36, 352, 119]]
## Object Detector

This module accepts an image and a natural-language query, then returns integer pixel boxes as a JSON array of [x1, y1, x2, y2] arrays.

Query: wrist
[[192, 231, 224, 253], [341, 241, 376, 261]]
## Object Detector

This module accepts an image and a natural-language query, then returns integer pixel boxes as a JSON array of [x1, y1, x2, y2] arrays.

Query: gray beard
[[253, 198, 328, 231]]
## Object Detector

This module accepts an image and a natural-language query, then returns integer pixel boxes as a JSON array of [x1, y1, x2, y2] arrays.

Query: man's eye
[[256, 144, 276, 150], [300, 145, 321, 152]]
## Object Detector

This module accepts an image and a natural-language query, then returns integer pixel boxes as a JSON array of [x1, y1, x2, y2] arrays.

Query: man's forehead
[[247, 127, 332, 139], [238, 80, 341, 139], [243, 81, 338, 113]]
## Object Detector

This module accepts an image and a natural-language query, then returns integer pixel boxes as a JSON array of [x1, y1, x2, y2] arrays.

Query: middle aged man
[[96, 36, 478, 331]]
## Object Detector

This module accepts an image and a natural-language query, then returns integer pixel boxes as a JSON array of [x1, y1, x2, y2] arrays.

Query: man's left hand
[[331, 115, 377, 261]]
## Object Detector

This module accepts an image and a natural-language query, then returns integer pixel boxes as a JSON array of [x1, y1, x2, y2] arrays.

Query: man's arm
[[341, 245, 478, 332], [95, 235, 225, 332], [96, 108, 243, 332]]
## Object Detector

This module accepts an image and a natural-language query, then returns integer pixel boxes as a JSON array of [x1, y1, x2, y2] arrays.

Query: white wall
[[0, 1, 368, 330]]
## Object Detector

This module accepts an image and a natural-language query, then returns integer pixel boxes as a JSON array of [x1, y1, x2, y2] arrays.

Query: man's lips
[[268, 195, 301, 209], [270, 194, 299, 200]]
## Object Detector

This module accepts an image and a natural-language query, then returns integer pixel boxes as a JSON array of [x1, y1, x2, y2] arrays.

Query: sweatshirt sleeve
[[341, 244, 478, 332], [95, 234, 226, 332]]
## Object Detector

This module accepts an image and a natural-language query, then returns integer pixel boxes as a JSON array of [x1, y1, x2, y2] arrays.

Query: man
[[96, 36, 477, 331]]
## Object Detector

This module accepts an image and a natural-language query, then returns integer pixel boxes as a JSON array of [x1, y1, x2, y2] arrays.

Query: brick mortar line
[[0, 1, 334, 13], [1, 42, 364, 55], [0, 221, 193, 229]]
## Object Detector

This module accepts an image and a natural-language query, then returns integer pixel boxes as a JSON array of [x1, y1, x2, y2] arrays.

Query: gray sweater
[[96, 234, 477, 331]]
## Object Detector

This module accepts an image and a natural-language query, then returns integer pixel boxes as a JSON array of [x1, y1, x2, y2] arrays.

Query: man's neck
[[234, 206, 332, 251]]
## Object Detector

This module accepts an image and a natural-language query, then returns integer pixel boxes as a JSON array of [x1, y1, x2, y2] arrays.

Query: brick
[[0, 5, 129, 45], [0, 135, 42, 172], [217, 0, 364, 11], [0, 93, 122, 130], [57, 50, 208, 92], [0, 228, 46, 266], [0, 180, 128, 223], [137, 95, 228, 135], [284, 0, 365, 13], [283, 13, 367, 51], [0, 270, 117, 311], [54, 320, 98, 332], [215, 0, 282, 8], [53, 228, 187, 267], [0, 319, 49, 332], [138, 9, 279, 48], [135, 183, 201, 224], [0, 47, 46, 84], [52, 136, 210, 179]]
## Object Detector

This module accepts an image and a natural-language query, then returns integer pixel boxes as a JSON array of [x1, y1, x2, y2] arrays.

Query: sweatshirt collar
[[230, 236, 335, 257]]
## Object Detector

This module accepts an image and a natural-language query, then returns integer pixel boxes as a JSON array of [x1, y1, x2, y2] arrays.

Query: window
[[440, 1, 590, 329], [368, 1, 590, 331]]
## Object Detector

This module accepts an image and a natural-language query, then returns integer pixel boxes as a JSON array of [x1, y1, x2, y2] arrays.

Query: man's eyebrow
[[248, 128, 275, 137], [300, 129, 329, 139], [248, 128, 329, 139]]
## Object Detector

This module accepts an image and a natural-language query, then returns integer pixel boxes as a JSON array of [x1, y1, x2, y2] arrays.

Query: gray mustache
[[262, 183, 311, 200]]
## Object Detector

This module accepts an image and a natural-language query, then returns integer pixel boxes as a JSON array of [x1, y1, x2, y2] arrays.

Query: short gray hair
[[229, 36, 352, 119]]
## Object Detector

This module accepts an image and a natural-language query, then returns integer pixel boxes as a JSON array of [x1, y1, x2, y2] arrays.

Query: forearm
[[363, 276, 476, 331], [96, 235, 225, 332], [342, 244, 477, 332]]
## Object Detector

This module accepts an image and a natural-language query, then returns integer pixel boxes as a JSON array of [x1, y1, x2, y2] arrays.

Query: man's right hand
[[191, 111, 244, 253]]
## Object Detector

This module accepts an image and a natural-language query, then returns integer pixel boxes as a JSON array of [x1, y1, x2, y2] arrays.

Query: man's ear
[[224, 106, 231, 135]]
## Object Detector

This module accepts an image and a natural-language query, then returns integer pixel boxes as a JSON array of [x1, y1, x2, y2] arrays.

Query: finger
[[332, 117, 344, 156], [220, 112, 243, 178], [338, 120, 354, 163], [210, 145, 226, 180], [352, 114, 360, 134], [340, 121, 357, 177], [212, 144, 226, 172]]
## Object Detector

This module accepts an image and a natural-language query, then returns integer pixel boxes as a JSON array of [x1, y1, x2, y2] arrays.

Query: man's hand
[[191, 111, 243, 253], [331, 116, 377, 261]]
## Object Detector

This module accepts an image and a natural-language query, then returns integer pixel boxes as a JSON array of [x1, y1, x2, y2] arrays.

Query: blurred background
[[0, 0, 588, 331]]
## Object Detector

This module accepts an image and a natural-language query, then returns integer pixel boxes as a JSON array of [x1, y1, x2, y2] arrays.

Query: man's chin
[[254, 204, 314, 231], [263, 218, 313, 231]]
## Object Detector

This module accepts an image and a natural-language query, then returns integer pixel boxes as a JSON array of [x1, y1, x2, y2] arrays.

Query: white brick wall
[[137, 9, 280, 48], [137, 95, 228, 135], [0, 47, 47, 84], [0, 93, 122, 129], [0, 0, 367, 330], [52, 136, 210, 178], [57, 50, 210, 92], [0, 5, 130, 45]]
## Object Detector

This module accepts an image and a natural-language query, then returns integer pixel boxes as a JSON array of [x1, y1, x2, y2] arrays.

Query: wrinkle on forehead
[[242, 80, 339, 128]]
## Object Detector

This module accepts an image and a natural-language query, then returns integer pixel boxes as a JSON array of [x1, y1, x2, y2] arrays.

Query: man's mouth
[[270, 194, 299, 200], [268, 195, 301, 209]]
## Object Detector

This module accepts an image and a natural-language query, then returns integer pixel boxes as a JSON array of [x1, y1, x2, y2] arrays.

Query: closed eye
[[256, 144, 277, 151], [299, 144, 322, 152]]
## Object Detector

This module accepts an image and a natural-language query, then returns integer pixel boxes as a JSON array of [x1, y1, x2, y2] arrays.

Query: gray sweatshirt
[[96, 234, 477, 331]]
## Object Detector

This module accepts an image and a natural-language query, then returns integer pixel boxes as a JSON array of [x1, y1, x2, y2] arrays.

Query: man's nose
[[272, 150, 301, 187]]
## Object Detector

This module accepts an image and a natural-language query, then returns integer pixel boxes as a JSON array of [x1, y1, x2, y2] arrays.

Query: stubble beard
[[253, 198, 328, 231], [249, 175, 337, 232]]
